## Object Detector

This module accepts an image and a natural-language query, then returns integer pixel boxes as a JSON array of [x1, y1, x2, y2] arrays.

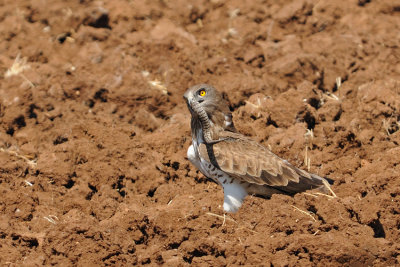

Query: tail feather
[[273, 173, 334, 195], [324, 177, 335, 185]]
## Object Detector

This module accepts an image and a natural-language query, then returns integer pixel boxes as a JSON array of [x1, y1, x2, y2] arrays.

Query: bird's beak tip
[[183, 92, 191, 104]]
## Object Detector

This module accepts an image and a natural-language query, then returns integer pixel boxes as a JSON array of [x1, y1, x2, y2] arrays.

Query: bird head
[[184, 84, 235, 131]]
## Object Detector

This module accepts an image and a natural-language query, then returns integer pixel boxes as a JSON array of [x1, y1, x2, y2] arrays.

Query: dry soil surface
[[1, 0, 400, 266]]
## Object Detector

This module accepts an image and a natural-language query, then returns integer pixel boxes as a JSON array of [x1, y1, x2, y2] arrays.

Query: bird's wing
[[198, 131, 323, 189]]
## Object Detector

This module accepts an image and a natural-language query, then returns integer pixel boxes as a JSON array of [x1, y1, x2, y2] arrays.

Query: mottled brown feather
[[198, 131, 315, 187]]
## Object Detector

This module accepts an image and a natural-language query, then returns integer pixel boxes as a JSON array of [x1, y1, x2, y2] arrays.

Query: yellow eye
[[199, 89, 206, 97]]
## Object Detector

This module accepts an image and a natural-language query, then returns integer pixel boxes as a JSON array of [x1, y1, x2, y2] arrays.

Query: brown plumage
[[184, 84, 334, 213]]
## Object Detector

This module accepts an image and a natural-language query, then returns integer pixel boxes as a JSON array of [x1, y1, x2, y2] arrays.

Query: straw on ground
[[0, 147, 37, 168], [5, 53, 35, 88]]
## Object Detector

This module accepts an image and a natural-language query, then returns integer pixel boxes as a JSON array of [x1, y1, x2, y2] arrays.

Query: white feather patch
[[187, 144, 204, 173], [222, 181, 248, 213], [224, 115, 232, 127]]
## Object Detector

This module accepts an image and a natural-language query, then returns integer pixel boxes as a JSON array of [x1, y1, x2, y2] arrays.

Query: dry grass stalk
[[222, 8, 239, 42], [382, 119, 391, 136], [43, 215, 58, 224], [323, 91, 339, 101], [321, 179, 337, 198], [336, 76, 342, 98], [304, 146, 311, 172], [303, 129, 337, 198], [229, 8, 240, 19], [245, 98, 263, 118], [24, 180, 33, 187], [304, 192, 336, 199], [0, 147, 37, 168], [304, 129, 314, 172], [5, 53, 35, 88], [148, 80, 168, 95], [244, 100, 261, 109], [206, 212, 236, 225], [206, 212, 259, 233], [141, 70, 169, 95], [291, 205, 316, 222], [319, 77, 341, 104]]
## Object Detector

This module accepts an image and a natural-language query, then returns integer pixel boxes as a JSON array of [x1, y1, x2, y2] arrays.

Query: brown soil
[[1, 0, 400, 266]]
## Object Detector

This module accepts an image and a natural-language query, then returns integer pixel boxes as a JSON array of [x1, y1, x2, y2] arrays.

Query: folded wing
[[198, 132, 329, 194]]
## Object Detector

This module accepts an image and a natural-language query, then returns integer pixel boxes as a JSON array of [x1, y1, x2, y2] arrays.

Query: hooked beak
[[183, 90, 191, 103], [183, 91, 193, 109]]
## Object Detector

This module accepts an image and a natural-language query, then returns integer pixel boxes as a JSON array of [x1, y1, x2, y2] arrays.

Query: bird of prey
[[184, 84, 334, 213]]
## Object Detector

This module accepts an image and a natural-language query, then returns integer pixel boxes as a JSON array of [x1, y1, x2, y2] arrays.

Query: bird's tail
[[324, 177, 335, 185]]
